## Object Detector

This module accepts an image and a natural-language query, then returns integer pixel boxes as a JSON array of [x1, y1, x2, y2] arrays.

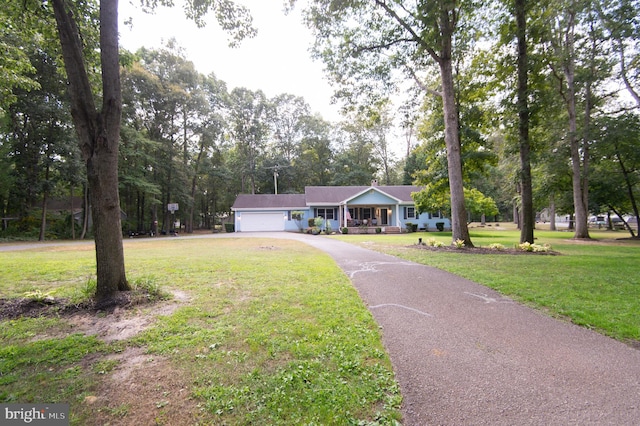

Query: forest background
[[1, 0, 639, 242]]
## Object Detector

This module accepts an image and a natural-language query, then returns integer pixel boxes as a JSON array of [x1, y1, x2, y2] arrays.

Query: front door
[[380, 208, 388, 225]]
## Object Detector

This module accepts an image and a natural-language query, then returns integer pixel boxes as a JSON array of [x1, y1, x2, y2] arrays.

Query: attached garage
[[232, 194, 308, 232], [240, 212, 285, 232]]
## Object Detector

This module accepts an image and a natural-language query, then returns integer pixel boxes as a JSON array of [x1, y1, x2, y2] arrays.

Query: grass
[[331, 225, 640, 343], [0, 238, 402, 425]]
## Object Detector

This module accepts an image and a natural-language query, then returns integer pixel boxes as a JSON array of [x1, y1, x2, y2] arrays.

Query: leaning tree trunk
[[52, 0, 130, 307]]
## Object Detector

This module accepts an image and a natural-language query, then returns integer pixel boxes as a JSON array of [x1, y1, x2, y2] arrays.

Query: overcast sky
[[118, 0, 342, 122]]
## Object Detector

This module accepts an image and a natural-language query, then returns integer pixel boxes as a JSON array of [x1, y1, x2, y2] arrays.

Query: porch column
[[342, 204, 347, 228], [395, 204, 401, 227]]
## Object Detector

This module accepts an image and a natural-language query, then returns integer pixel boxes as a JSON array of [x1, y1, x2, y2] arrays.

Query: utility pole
[[273, 169, 279, 194]]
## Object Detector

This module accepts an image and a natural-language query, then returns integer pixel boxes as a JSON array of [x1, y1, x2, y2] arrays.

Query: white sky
[[118, 0, 343, 122]]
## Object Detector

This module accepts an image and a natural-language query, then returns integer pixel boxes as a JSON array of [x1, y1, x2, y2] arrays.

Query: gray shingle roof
[[232, 186, 422, 210], [232, 194, 307, 209], [305, 185, 420, 204]]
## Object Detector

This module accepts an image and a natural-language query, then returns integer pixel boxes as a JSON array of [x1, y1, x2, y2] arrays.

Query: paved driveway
[[263, 232, 640, 425], [4, 233, 640, 424]]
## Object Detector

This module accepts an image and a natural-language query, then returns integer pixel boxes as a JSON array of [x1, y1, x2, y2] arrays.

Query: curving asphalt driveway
[[3, 233, 640, 424], [265, 232, 640, 425]]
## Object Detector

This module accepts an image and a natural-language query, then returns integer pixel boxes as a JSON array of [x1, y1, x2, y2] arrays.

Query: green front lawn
[[0, 238, 402, 425]]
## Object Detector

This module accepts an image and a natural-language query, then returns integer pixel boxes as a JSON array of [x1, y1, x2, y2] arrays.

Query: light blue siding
[[397, 206, 451, 231], [349, 190, 397, 205]]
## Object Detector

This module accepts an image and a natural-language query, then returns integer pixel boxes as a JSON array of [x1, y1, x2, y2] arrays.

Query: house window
[[407, 207, 416, 219], [316, 208, 334, 220]]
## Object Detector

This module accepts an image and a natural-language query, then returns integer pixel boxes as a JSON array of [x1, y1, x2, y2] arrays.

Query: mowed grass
[[332, 226, 640, 343], [0, 238, 402, 425]]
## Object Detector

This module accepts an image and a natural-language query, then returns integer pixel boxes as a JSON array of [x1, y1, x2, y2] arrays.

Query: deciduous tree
[[293, 0, 478, 245], [13, 0, 256, 307]]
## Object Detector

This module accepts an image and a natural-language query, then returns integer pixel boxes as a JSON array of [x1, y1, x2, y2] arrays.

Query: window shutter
[[404, 207, 407, 219]]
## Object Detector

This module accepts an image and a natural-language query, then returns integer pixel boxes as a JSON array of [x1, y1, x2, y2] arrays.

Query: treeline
[[296, 0, 640, 239], [0, 38, 402, 238], [2, 0, 640, 241]]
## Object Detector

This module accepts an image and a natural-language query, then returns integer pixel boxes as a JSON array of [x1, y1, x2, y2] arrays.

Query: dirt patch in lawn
[[0, 288, 189, 322], [73, 290, 204, 424], [82, 347, 204, 426], [0, 291, 189, 342], [1, 290, 206, 425]]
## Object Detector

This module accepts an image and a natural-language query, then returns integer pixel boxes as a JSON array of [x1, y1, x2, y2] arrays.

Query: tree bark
[[52, 0, 130, 306], [564, 12, 589, 239], [439, 9, 472, 247], [515, 0, 534, 244], [39, 153, 51, 241]]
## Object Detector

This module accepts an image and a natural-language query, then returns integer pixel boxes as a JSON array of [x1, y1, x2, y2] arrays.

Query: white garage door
[[241, 213, 285, 232]]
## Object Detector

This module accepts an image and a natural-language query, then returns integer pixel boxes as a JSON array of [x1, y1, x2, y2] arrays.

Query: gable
[[348, 188, 399, 205]]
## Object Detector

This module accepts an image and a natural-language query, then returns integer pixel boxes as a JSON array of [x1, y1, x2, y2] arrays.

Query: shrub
[[488, 243, 505, 251], [452, 239, 466, 249], [224, 223, 235, 233], [405, 222, 415, 233], [292, 211, 305, 231], [426, 237, 445, 247], [341, 227, 348, 234], [313, 217, 324, 230], [519, 242, 551, 252], [375, 227, 382, 234]]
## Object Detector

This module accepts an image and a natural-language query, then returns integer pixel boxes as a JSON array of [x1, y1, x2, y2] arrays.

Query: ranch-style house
[[231, 183, 451, 233]]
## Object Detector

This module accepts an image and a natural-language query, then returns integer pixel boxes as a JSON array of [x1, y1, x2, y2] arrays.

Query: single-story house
[[231, 183, 451, 233]]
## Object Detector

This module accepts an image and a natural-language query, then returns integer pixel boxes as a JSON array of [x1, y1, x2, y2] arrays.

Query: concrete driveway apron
[[288, 234, 640, 425]]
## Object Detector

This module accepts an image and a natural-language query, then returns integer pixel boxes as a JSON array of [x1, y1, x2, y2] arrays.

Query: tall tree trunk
[[515, 0, 534, 244], [80, 182, 89, 240], [187, 141, 206, 233], [39, 155, 50, 241], [70, 185, 75, 240], [439, 12, 472, 247], [549, 196, 557, 231], [563, 10, 590, 239], [39, 192, 48, 241], [52, 0, 130, 306]]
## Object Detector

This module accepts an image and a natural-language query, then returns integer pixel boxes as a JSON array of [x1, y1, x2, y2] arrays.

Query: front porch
[[342, 206, 396, 229]]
